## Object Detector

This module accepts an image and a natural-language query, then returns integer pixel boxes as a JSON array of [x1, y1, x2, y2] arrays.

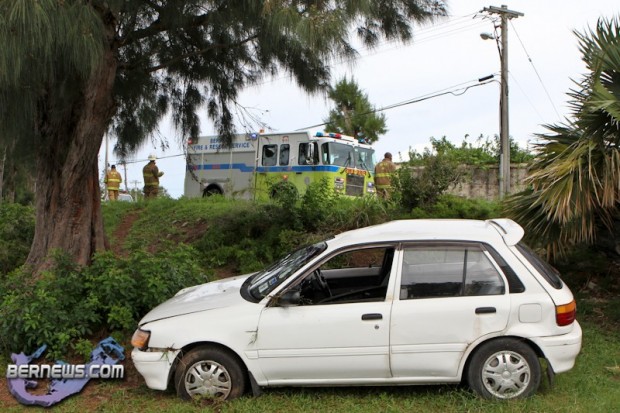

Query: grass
[[1, 317, 618, 412], [2, 198, 618, 411]]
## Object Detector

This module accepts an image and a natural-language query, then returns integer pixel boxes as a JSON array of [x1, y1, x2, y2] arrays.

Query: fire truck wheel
[[203, 186, 223, 197]]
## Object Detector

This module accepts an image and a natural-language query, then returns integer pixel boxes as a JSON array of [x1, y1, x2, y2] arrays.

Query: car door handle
[[475, 307, 497, 314], [361, 313, 383, 321]]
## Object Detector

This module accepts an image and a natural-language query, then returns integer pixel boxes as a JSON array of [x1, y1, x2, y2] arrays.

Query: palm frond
[[506, 15, 620, 258]]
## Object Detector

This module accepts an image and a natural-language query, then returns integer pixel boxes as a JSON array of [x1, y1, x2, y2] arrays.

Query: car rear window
[[485, 246, 525, 293], [515, 243, 563, 289]]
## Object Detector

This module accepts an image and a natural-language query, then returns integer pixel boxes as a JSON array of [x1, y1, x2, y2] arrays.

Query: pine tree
[[324, 77, 387, 143], [0, 0, 445, 272]]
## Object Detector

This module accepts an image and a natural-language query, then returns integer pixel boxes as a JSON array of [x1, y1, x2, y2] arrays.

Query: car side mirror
[[276, 288, 301, 307]]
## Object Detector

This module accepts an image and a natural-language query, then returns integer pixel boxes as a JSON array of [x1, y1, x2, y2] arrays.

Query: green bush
[[0, 252, 99, 358], [407, 195, 501, 220], [0, 245, 207, 358], [193, 202, 298, 272], [298, 178, 338, 230], [392, 152, 462, 211], [268, 180, 300, 210], [320, 195, 390, 233], [0, 203, 34, 275]]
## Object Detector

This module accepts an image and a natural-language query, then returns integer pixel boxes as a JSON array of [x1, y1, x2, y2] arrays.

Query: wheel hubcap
[[184, 360, 232, 399], [481, 350, 531, 399]]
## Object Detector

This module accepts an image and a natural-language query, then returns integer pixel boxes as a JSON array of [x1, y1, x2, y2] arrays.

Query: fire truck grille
[[345, 174, 365, 196]]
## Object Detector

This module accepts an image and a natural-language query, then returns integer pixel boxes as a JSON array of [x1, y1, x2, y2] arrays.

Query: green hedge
[[0, 246, 207, 358], [0, 203, 34, 276]]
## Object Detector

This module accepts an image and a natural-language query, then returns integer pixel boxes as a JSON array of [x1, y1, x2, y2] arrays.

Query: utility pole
[[130, 180, 140, 200], [482, 5, 523, 198], [121, 161, 129, 191]]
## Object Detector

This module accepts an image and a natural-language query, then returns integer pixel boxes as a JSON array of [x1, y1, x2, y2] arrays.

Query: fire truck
[[184, 131, 376, 199]]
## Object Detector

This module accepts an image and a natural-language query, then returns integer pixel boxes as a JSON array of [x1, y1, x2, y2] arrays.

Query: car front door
[[254, 245, 396, 383], [389, 242, 511, 379]]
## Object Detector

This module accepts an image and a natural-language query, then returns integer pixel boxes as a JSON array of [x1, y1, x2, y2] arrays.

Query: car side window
[[400, 243, 505, 300], [262, 144, 278, 166], [486, 246, 525, 293], [298, 246, 395, 305]]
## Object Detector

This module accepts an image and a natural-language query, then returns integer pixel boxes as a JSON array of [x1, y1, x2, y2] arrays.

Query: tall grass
[[1, 319, 616, 412]]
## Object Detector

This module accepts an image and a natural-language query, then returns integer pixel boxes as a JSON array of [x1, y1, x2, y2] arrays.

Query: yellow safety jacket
[[104, 170, 122, 190], [143, 162, 163, 187], [374, 159, 396, 189]]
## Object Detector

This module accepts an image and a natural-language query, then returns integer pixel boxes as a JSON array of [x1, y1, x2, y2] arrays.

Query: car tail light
[[556, 300, 576, 326]]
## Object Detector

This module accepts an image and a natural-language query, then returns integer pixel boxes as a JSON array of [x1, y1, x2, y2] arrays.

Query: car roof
[[328, 218, 524, 248]]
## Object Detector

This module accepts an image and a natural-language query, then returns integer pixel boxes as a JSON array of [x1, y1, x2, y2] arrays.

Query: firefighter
[[104, 165, 122, 201], [143, 154, 164, 199], [374, 152, 396, 199]]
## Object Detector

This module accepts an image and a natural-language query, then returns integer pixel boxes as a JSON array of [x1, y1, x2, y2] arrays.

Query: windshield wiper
[[359, 158, 371, 176], [340, 154, 352, 173]]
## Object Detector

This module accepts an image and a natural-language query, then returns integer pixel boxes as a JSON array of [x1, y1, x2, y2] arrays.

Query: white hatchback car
[[131, 219, 582, 401]]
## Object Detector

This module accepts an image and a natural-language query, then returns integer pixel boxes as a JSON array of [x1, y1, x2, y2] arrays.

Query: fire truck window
[[298, 143, 319, 165], [311, 143, 319, 164], [280, 144, 290, 166], [262, 145, 278, 166], [321, 143, 330, 165], [298, 144, 307, 165]]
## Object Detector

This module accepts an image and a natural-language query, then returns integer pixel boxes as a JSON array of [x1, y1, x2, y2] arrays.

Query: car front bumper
[[534, 321, 582, 374], [131, 348, 180, 391]]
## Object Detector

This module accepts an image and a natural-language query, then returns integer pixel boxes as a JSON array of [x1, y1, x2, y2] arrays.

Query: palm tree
[[506, 16, 620, 258]]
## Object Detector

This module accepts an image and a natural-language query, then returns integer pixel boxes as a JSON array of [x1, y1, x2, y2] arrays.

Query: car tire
[[467, 338, 541, 400], [174, 347, 247, 401]]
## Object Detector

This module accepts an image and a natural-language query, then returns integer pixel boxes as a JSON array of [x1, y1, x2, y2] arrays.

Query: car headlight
[[131, 328, 151, 350]]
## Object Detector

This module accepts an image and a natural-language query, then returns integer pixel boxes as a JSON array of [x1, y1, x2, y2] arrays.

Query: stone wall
[[407, 164, 530, 200]]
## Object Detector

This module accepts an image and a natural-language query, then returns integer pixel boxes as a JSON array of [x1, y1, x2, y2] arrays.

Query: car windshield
[[322, 142, 375, 170], [356, 146, 375, 171], [246, 242, 327, 301]]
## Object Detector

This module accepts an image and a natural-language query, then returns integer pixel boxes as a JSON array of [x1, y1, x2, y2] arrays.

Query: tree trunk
[[0, 145, 5, 203], [26, 38, 117, 272]]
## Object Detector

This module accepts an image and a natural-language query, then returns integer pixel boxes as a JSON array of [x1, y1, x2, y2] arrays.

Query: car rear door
[[389, 242, 511, 379]]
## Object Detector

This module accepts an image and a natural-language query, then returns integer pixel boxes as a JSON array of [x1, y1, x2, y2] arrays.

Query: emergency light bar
[[315, 132, 357, 142], [315, 132, 342, 138]]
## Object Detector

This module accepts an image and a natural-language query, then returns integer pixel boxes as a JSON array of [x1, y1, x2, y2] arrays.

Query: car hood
[[139, 273, 254, 324]]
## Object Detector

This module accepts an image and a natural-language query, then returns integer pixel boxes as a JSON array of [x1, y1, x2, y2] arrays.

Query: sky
[[100, 1, 620, 198]]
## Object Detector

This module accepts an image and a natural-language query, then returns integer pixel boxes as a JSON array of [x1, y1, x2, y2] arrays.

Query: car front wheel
[[467, 338, 541, 400], [174, 347, 246, 401]]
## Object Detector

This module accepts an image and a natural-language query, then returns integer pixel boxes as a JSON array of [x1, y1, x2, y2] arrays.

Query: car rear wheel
[[467, 338, 541, 400], [174, 347, 246, 401]]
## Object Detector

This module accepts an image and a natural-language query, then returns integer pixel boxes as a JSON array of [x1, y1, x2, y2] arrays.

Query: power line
[[510, 20, 562, 119], [113, 152, 185, 165], [251, 14, 488, 88], [509, 72, 546, 123], [109, 11, 516, 165], [298, 76, 497, 130], [113, 76, 497, 163]]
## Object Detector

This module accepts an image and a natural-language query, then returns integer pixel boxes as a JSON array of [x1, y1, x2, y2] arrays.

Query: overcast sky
[[101, 1, 620, 198]]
